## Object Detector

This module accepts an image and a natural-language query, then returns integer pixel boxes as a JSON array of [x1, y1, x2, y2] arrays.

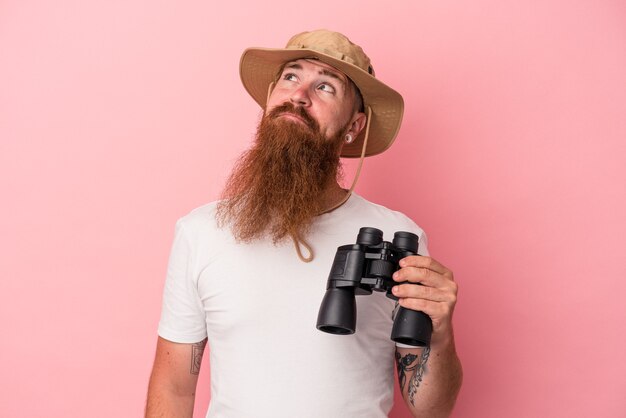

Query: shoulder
[[166, 200, 237, 261], [179, 200, 219, 225], [350, 194, 425, 234], [172, 200, 225, 240]]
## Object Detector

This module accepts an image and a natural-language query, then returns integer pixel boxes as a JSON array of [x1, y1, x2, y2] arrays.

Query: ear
[[346, 111, 367, 138]]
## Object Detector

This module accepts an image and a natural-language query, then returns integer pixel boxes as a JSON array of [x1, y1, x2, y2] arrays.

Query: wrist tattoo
[[190, 338, 208, 375], [395, 346, 431, 406]]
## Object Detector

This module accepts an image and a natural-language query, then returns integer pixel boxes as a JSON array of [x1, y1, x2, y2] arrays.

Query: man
[[146, 30, 462, 417]]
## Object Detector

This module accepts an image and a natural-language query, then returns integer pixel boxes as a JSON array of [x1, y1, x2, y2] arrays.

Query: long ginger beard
[[216, 102, 347, 244]]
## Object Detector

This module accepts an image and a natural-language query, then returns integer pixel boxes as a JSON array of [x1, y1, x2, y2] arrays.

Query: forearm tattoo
[[395, 346, 431, 406], [190, 339, 207, 375]]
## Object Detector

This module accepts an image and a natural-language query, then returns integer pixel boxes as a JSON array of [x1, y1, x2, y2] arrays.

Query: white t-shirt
[[158, 193, 428, 418]]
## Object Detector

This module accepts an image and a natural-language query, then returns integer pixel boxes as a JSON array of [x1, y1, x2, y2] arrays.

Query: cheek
[[266, 87, 289, 108], [266, 94, 280, 109], [319, 119, 344, 139], [326, 110, 350, 136]]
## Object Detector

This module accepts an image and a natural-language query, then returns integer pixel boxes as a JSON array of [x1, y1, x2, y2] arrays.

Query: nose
[[290, 85, 311, 107]]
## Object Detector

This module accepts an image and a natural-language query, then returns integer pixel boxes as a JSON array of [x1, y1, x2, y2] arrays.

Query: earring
[[345, 134, 354, 144]]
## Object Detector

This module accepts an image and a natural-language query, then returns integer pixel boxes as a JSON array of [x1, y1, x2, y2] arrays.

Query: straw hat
[[239, 29, 404, 158]]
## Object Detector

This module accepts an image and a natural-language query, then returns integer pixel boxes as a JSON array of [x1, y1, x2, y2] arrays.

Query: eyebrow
[[283, 62, 347, 90], [320, 69, 347, 89]]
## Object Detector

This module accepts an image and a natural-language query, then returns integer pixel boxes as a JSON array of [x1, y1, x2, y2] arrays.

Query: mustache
[[266, 102, 319, 132]]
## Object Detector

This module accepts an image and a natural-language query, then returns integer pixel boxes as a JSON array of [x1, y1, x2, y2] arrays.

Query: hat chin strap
[[266, 81, 275, 108], [294, 105, 372, 263], [346, 105, 372, 197]]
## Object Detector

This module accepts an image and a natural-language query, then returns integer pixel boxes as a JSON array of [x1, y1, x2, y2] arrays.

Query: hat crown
[[285, 30, 375, 76]]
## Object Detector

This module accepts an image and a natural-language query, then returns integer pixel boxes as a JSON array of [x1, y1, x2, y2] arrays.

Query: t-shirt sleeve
[[416, 228, 429, 257], [157, 218, 208, 343]]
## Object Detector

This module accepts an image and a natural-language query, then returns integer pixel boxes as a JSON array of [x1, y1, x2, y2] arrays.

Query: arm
[[145, 336, 207, 418], [392, 256, 463, 417]]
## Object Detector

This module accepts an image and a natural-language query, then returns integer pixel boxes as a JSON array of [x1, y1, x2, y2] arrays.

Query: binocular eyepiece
[[316, 227, 432, 347]]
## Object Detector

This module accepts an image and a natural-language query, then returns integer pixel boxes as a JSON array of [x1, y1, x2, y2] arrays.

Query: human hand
[[392, 256, 458, 347]]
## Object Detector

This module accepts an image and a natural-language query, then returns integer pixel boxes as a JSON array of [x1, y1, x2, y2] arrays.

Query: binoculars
[[316, 227, 432, 347]]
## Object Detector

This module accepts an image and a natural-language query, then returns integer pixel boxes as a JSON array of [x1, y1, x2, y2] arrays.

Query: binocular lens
[[391, 307, 432, 346], [316, 288, 356, 335]]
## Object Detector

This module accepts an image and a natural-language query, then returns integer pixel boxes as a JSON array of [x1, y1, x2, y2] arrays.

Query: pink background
[[1, 1, 625, 417]]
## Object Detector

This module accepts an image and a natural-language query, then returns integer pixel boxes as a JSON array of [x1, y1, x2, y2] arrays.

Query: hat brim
[[239, 47, 404, 158]]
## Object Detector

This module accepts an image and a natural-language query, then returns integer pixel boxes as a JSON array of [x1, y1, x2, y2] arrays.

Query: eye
[[283, 73, 298, 82], [317, 82, 336, 94]]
